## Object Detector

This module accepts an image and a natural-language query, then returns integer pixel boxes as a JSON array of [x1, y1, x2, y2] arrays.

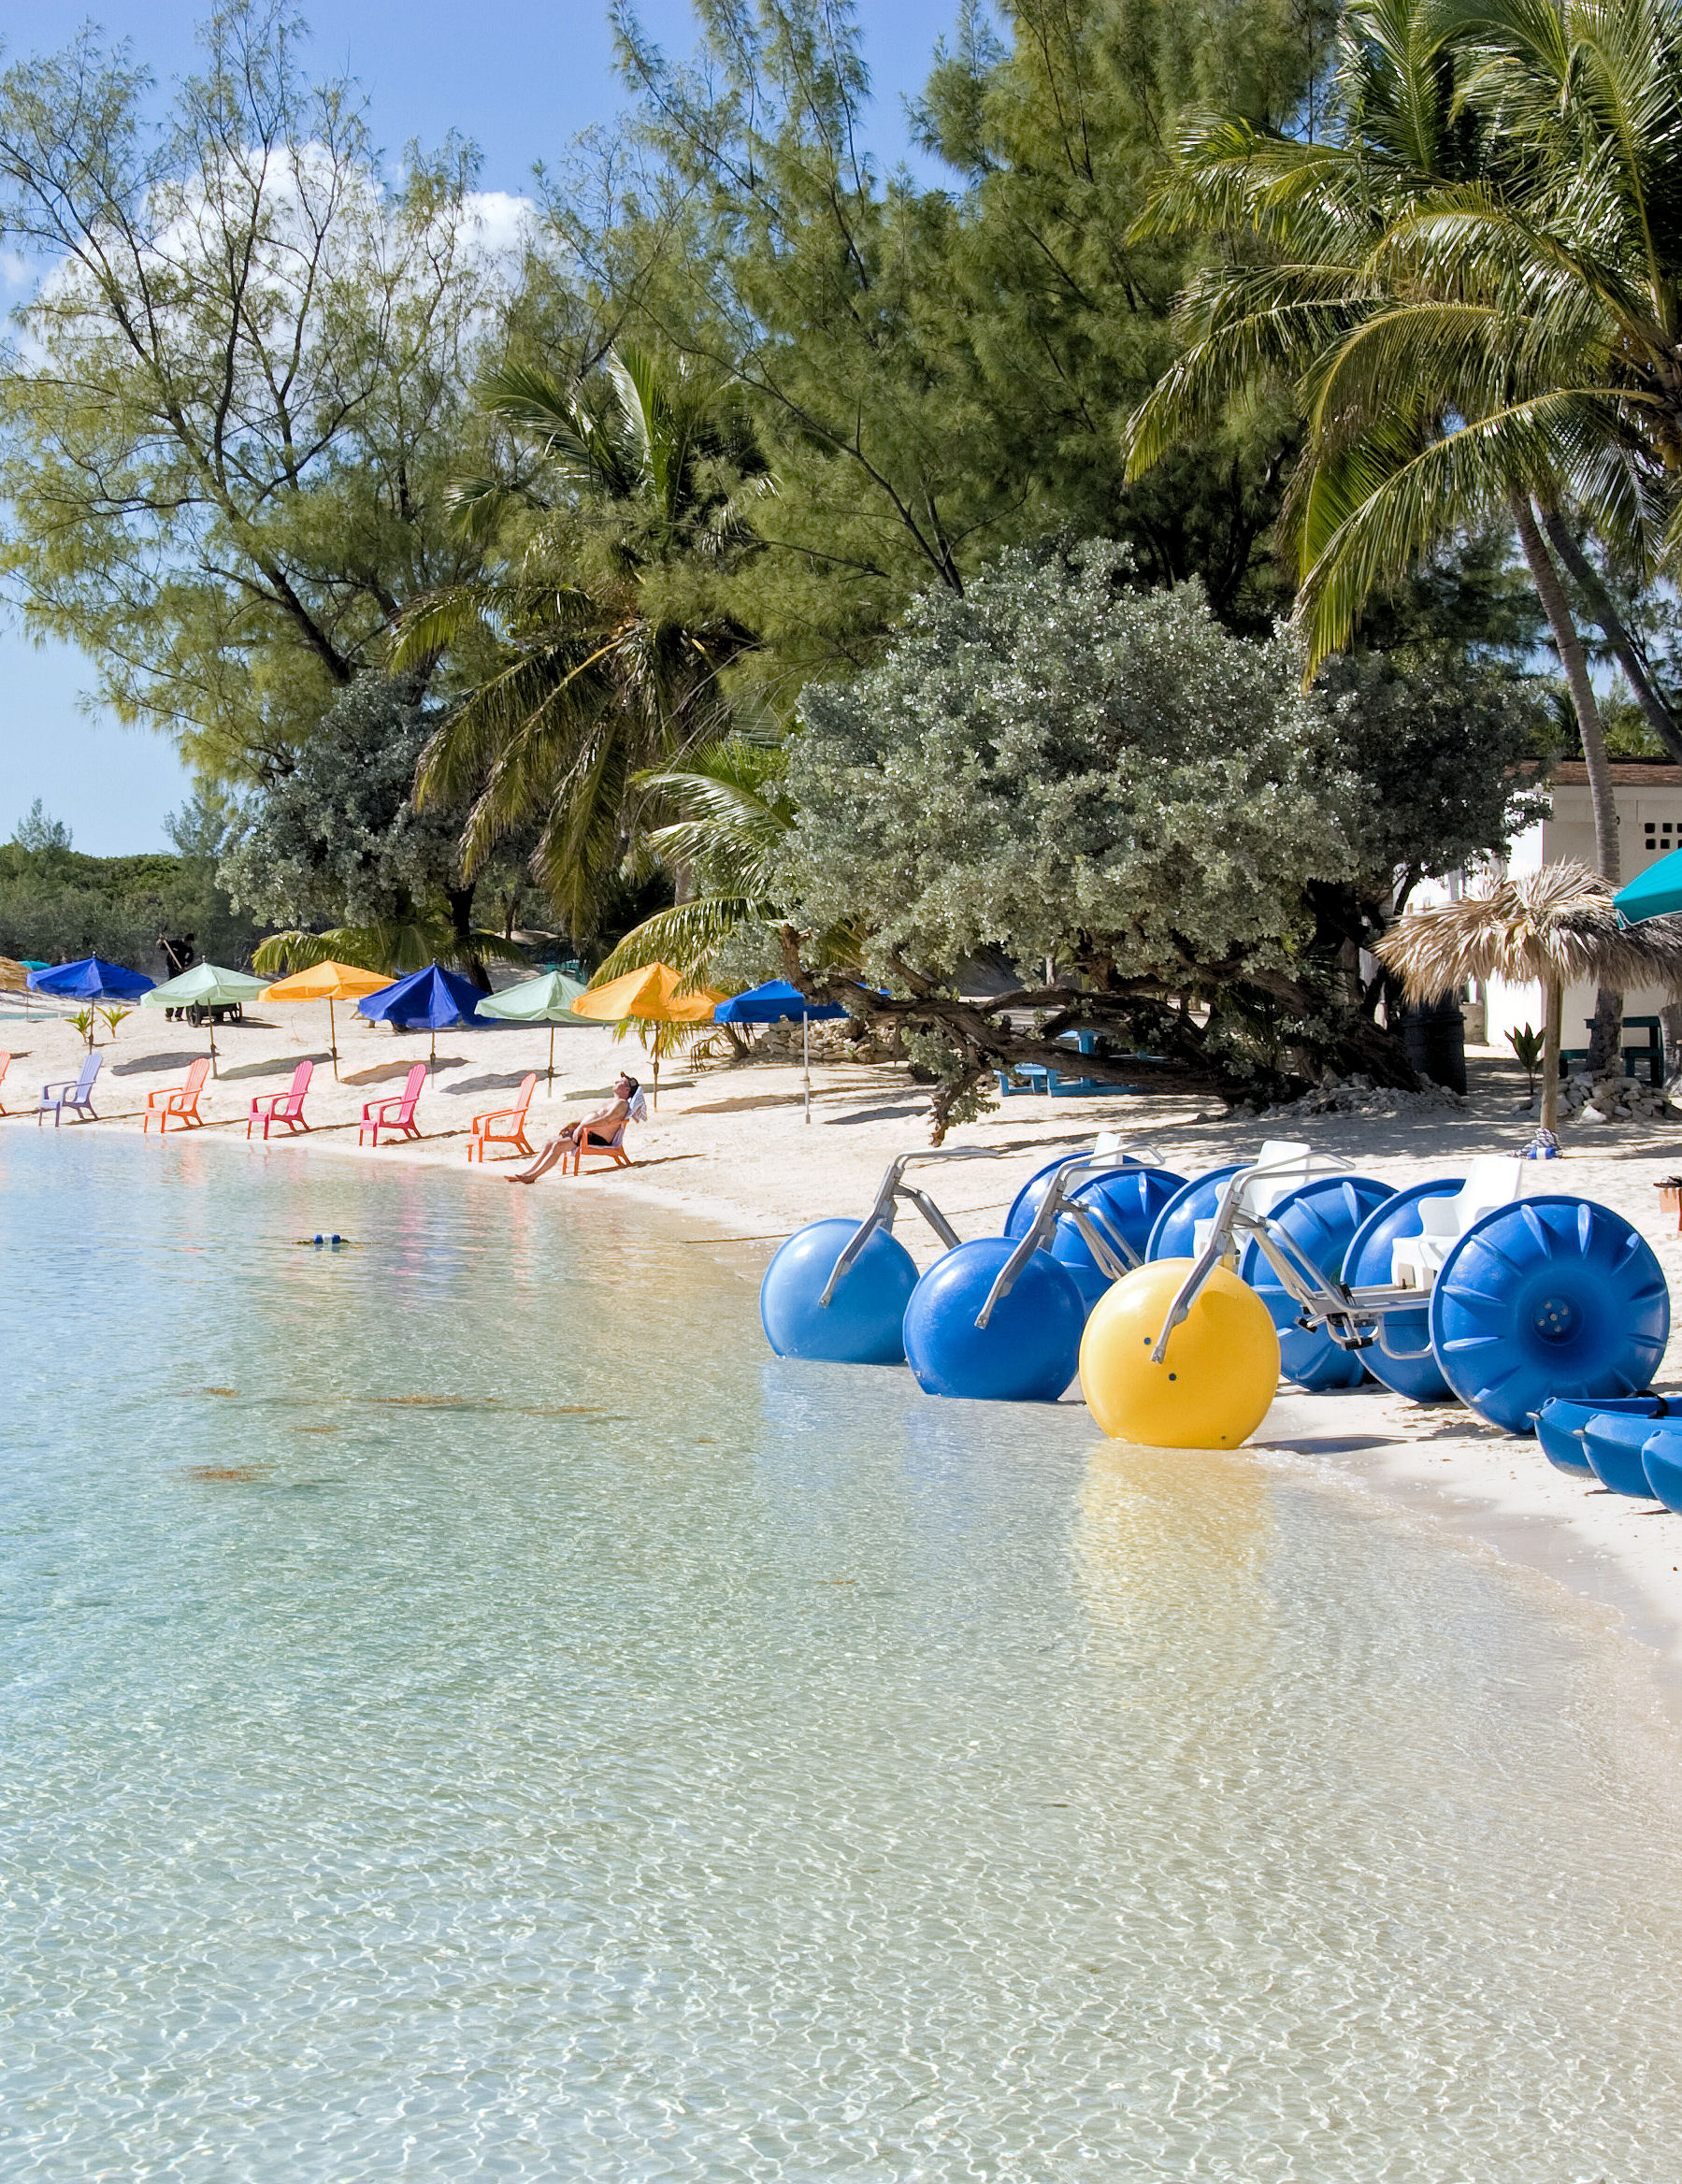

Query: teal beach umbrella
[[476, 969, 593, 1094], [1615, 849, 1682, 925]]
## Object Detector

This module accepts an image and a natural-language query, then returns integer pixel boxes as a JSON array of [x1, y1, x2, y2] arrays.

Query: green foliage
[[1315, 648, 1553, 905], [0, 2, 515, 781], [0, 830, 256, 970], [395, 343, 762, 930], [1508, 1020, 1545, 1098], [783, 540, 1353, 982], [12, 799, 72, 855], [221, 677, 463, 927]]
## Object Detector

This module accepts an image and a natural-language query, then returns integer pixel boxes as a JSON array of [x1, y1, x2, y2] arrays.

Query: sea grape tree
[[779, 542, 1426, 1131]]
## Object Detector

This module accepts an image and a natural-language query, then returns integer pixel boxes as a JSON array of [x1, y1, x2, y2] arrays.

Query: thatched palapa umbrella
[[1375, 863, 1682, 1145]]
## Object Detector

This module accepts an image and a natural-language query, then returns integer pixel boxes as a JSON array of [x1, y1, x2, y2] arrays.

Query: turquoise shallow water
[[7, 1132, 1682, 2180]]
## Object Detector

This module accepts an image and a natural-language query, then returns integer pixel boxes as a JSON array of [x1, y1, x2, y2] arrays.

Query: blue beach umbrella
[[28, 956, 155, 1044], [356, 962, 483, 1065], [714, 979, 848, 1124], [1615, 849, 1682, 925], [27, 956, 155, 1000]]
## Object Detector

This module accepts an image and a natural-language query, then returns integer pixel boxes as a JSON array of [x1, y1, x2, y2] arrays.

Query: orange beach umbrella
[[262, 960, 395, 1080], [570, 962, 722, 1106]]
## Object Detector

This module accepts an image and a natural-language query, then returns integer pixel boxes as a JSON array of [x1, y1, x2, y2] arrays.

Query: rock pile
[[1256, 1071, 1468, 1119], [1559, 1073, 1675, 1127]]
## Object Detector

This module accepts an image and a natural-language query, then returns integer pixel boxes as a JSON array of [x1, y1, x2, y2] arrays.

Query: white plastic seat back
[[1191, 1142, 1347, 1256], [1392, 1158, 1528, 1287]]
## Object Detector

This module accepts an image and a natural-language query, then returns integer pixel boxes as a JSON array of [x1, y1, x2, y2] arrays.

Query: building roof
[[1552, 760, 1682, 785]]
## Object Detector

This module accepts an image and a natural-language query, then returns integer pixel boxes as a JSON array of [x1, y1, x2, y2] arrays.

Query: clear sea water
[[7, 1130, 1682, 2181]]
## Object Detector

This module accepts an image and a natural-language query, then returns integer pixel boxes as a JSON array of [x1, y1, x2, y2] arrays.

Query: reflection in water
[[6, 1136, 1682, 2181], [1074, 1441, 1273, 1696]]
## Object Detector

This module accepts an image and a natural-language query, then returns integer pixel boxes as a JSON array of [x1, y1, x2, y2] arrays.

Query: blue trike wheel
[[1340, 1178, 1463, 1403], [1238, 1174, 1395, 1391], [1144, 1165, 1246, 1261], [1429, 1196, 1670, 1435], [903, 1238, 1085, 1402], [760, 1217, 919, 1364], [1051, 1165, 1186, 1314]]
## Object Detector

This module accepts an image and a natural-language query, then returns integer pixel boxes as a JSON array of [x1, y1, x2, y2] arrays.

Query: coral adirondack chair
[[360, 1061, 427, 1146], [248, 1058, 314, 1140], [563, 1117, 634, 1175], [144, 1056, 210, 1134], [467, 1071, 538, 1163], [38, 1051, 101, 1128], [0, 1051, 10, 1114]]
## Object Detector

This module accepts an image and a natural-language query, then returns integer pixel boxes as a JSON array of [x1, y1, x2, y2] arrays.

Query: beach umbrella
[[1616, 850, 1682, 926], [261, 960, 395, 1080], [476, 969, 593, 1095], [1376, 861, 1682, 1149], [140, 962, 271, 1076], [714, 978, 848, 1125], [356, 962, 483, 1066], [571, 962, 723, 1108], [28, 956, 155, 1045]]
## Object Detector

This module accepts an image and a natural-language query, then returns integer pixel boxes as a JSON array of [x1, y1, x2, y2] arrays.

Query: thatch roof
[[1375, 861, 1682, 1002], [0, 956, 32, 993]]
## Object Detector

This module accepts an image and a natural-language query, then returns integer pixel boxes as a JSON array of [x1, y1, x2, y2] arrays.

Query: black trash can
[[1401, 998, 1467, 1095]]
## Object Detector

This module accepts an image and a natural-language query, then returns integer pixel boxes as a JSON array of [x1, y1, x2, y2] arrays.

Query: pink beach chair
[[359, 1061, 427, 1147], [248, 1058, 314, 1140], [143, 1056, 209, 1134]]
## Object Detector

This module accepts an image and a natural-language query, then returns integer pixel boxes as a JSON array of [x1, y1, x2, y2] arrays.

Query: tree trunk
[[446, 882, 492, 993], [1536, 503, 1682, 764], [1513, 496, 1623, 1074], [1541, 975, 1563, 1140]]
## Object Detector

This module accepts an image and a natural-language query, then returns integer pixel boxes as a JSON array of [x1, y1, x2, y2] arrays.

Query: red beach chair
[[248, 1058, 314, 1140], [360, 1061, 427, 1146], [467, 1072, 538, 1163], [143, 1055, 210, 1133], [0, 1051, 10, 1114]]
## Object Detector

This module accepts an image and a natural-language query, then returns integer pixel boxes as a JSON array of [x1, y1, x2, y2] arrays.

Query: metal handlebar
[[816, 1149, 999, 1308]]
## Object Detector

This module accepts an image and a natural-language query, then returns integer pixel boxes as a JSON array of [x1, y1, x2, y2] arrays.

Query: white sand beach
[[15, 990, 1682, 1696]]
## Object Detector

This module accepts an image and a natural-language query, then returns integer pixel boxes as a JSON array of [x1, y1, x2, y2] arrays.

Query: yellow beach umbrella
[[570, 962, 722, 1107], [262, 960, 395, 1080]]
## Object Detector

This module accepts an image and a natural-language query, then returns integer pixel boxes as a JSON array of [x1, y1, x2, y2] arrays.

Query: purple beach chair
[[37, 1051, 101, 1128]]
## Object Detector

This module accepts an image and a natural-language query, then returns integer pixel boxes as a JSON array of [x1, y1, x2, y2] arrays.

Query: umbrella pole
[[330, 997, 338, 1081], [209, 1017, 218, 1079], [548, 1022, 555, 1098], [803, 1010, 812, 1124]]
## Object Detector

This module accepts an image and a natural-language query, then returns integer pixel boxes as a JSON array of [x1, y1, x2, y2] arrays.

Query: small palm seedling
[[97, 1005, 131, 1040], [67, 1006, 94, 1046], [1507, 1023, 1545, 1103]]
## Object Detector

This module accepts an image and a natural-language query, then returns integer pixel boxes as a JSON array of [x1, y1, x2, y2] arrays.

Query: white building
[[1417, 759, 1682, 1057]]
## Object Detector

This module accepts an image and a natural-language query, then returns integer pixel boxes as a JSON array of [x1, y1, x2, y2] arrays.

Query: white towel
[[626, 1087, 649, 1123]]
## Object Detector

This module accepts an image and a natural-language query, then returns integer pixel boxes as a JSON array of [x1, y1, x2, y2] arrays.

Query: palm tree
[[591, 736, 863, 1006], [1375, 861, 1682, 1142], [1124, 0, 1682, 877], [392, 344, 769, 937]]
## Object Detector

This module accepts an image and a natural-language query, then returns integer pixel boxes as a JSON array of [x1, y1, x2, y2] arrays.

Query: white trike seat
[[1390, 1157, 1529, 1291]]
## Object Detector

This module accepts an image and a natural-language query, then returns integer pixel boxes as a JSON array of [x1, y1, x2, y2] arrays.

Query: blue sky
[[0, 0, 959, 855]]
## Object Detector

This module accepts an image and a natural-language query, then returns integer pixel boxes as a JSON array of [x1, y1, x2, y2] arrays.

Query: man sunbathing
[[509, 1073, 642, 1183]]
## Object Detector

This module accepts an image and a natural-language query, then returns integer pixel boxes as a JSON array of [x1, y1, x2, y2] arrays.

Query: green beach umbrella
[[476, 969, 593, 1095], [142, 962, 271, 1076]]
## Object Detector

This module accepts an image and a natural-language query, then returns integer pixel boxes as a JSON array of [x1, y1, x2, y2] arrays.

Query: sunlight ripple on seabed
[[5, 1132, 1682, 2181]]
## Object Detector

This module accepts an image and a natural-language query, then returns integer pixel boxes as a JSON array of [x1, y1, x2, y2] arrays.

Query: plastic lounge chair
[[143, 1055, 210, 1134], [467, 1071, 539, 1163], [37, 1051, 101, 1128], [247, 1058, 313, 1141], [0, 1051, 10, 1113], [1391, 1157, 1528, 1290], [563, 1119, 633, 1174], [359, 1061, 427, 1147]]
